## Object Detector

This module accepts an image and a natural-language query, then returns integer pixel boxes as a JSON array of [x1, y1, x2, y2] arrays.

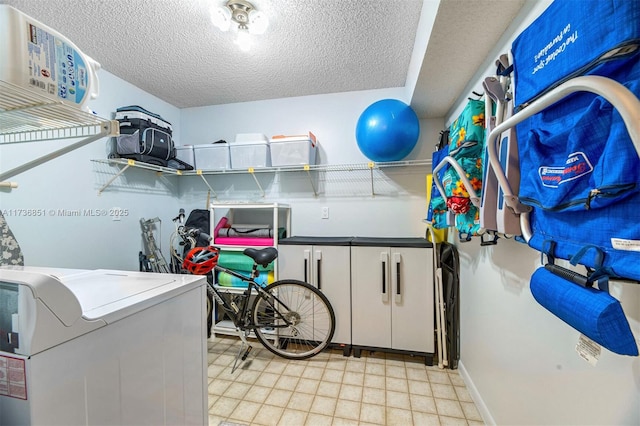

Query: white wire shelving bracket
[[92, 158, 433, 197], [0, 80, 119, 185]]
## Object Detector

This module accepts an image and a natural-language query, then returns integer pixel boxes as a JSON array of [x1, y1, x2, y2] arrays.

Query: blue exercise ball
[[355, 99, 420, 162]]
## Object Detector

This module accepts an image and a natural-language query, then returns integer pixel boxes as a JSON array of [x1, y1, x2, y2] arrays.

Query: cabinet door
[[390, 247, 434, 353], [351, 246, 391, 348], [278, 244, 351, 345], [277, 244, 312, 282], [313, 246, 351, 345]]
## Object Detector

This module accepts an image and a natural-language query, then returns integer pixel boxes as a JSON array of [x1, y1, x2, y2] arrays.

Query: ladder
[[140, 217, 170, 273]]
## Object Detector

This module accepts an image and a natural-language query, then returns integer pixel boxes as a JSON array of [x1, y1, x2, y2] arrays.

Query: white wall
[[1, 75, 443, 268], [179, 89, 443, 238], [0, 71, 182, 270], [447, 1, 640, 425]]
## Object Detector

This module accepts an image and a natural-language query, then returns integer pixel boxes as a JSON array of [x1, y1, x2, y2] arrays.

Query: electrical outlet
[[321, 206, 329, 219]]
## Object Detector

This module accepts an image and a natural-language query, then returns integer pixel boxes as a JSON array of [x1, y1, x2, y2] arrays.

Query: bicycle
[[181, 238, 336, 371]]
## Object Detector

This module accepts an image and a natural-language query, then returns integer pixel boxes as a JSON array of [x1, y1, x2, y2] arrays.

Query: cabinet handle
[[394, 252, 402, 303], [317, 258, 322, 290], [380, 251, 389, 302], [303, 249, 311, 283]]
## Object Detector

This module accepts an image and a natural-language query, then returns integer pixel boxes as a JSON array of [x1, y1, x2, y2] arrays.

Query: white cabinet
[[350, 238, 434, 361], [277, 237, 352, 355]]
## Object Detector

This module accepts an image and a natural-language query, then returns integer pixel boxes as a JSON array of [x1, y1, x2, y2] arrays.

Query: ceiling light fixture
[[210, 0, 268, 51]]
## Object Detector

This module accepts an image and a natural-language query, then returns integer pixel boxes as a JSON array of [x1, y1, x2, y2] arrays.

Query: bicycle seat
[[243, 247, 278, 267]]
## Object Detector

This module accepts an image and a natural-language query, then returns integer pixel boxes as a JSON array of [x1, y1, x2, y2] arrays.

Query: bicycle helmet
[[183, 246, 219, 275]]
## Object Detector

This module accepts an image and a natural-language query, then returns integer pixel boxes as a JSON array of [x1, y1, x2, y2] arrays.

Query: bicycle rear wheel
[[252, 279, 335, 360]]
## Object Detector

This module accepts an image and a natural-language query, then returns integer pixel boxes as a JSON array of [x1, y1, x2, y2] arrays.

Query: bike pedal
[[241, 345, 253, 361]]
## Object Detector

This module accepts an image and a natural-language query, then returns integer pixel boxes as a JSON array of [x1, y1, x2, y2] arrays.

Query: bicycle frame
[[208, 263, 295, 333]]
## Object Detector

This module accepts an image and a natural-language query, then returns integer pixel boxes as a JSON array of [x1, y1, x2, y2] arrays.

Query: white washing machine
[[0, 266, 208, 426]]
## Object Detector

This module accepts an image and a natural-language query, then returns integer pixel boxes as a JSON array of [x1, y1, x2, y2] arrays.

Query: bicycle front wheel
[[252, 279, 336, 360]]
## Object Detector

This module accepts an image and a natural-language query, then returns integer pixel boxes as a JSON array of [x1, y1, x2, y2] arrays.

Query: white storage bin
[[174, 145, 195, 168], [194, 143, 230, 170], [269, 133, 317, 166], [230, 135, 270, 169], [235, 133, 269, 144]]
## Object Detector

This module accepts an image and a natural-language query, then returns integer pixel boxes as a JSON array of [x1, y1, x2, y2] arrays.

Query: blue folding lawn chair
[[486, 0, 640, 356]]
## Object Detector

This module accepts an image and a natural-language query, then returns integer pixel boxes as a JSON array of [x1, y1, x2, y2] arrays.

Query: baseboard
[[458, 361, 496, 426]]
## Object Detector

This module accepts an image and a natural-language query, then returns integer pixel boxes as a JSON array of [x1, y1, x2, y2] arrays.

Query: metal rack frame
[[0, 81, 118, 185], [92, 158, 432, 197]]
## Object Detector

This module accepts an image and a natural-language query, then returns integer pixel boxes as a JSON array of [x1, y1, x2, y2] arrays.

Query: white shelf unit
[[1, 81, 118, 184], [209, 202, 291, 250], [209, 202, 290, 337]]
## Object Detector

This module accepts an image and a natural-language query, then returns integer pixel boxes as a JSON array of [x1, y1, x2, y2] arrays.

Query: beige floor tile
[[413, 411, 442, 425], [326, 357, 348, 371], [287, 392, 314, 412], [435, 398, 465, 418], [334, 399, 361, 421], [264, 359, 288, 375], [406, 367, 429, 381], [207, 363, 226, 378], [310, 395, 338, 416], [279, 408, 308, 426], [295, 377, 320, 394], [209, 395, 240, 418], [386, 390, 411, 409], [342, 371, 365, 386], [363, 373, 386, 389], [386, 377, 409, 393], [439, 415, 469, 425], [432, 383, 457, 400], [359, 402, 386, 425], [274, 374, 299, 391], [305, 412, 333, 426], [332, 417, 360, 426], [252, 404, 284, 426], [410, 394, 438, 414], [365, 362, 386, 376], [345, 358, 366, 373], [448, 372, 466, 387], [255, 372, 279, 388], [362, 387, 385, 405], [207, 394, 219, 409], [244, 385, 271, 404], [268, 388, 293, 407], [428, 370, 452, 385], [234, 370, 262, 385], [461, 401, 483, 421], [386, 364, 407, 379], [455, 386, 473, 402], [207, 413, 225, 426], [408, 379, 433, 396], [386, 407, 414, 426], [317, 381, 341, 398], [223, 382, 251, 399], [227, 399, 260, 424], [322, 368, 345, 383], [302, 365, 325, 380], [338, 384, 363, 402], [208, 378, 232, 396], [281, 363, 306, 377]]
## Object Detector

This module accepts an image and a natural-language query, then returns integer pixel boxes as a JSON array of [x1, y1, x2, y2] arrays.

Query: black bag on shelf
[[114, 105, 175, 165]]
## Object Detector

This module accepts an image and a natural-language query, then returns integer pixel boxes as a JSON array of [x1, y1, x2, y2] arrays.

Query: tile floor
[[207, 335, 484, 426]]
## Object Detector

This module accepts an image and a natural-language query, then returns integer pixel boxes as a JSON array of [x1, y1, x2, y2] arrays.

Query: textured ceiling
[[1, 0, 526, 117]]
